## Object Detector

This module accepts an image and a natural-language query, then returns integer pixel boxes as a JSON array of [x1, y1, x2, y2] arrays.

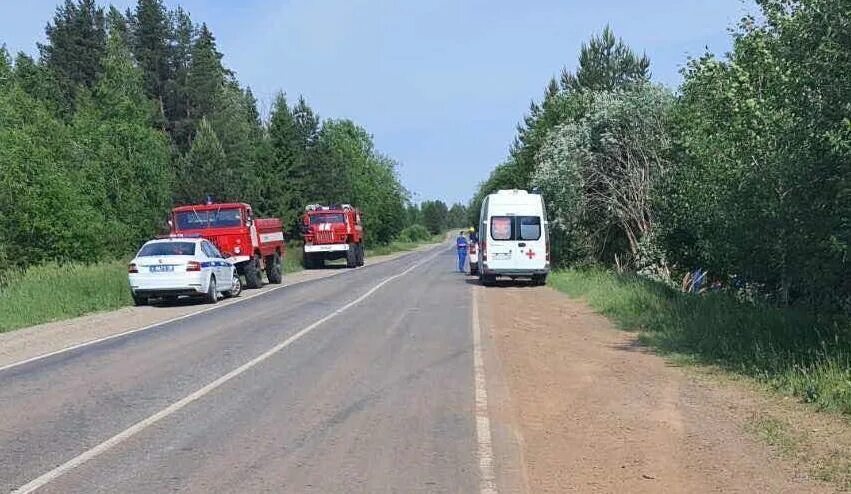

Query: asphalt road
[[0, 243, 481, 493]]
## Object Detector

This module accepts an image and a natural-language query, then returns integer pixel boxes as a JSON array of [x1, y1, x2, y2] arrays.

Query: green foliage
[[397, 224, 432, 243], [533, 84, 674, 267], [446, 203, 469, 229], [549, 269, 851, 415], [177, 117, 228, 202], [38, 0, 108, 112], [421, 200, 449, 234], [559, 25, 650, 92], [660, 0, 851, 310]]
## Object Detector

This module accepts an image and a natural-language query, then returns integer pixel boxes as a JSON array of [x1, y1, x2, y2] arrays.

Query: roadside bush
[[397, 224, 432, 243]]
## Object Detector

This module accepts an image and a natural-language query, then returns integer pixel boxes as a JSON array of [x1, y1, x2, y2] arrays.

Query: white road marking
[[0, 244, 446, 375], [12, 248, 445, 494], [472, 287, 499, 494]]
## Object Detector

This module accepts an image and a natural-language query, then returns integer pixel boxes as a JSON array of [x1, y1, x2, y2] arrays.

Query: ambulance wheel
[[480, 273, 496, 287], [132, 293, 148, 306], [532, 274, 548, 286], [266, 252, 283, 284], [244, 256, 263, 288], [346, 244, 358, 268], [205, 276, 219, 304]]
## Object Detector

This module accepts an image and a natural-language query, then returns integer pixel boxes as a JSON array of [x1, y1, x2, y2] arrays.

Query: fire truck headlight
[[234, 246, 241, 254]]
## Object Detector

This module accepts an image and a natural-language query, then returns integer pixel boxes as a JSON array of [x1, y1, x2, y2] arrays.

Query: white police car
[[128, 237, 241, 306]]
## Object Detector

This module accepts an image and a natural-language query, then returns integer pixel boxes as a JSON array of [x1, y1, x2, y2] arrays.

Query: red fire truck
[[301, 204, 365, 269], [169, 202, 285, 288]]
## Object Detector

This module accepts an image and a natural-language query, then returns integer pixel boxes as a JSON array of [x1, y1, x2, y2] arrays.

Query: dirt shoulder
[[0, 242, 443, 370], [478, 283, 838, 493]]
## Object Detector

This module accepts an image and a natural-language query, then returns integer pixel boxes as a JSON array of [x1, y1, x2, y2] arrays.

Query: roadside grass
[[548, 269, 851, 416], [0, 261, 132, 333], [284, 242, 304, 273]]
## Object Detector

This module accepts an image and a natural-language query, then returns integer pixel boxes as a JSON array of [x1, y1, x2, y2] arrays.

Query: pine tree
[[266, 92, 301, 224], [128, 0, 171, 125], [178, 117, 230, 203], [38, 0, 107, 112], [165, 6, 195, 150], [560, 26, 650, 91], [186, 23, 225, 122]]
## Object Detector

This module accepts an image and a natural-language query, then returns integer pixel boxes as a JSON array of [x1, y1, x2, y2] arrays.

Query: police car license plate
[[149, 265, 174, 273], [492, 252, 511, 260]]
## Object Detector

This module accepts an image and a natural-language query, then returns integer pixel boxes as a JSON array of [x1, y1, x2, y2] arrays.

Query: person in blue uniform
[[455, 231, 468, 272]]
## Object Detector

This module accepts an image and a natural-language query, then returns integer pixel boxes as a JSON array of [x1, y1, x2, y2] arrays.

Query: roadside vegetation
[[472, 0, 850, 418], [550, 270, 851, 415], [0, 262, 131, 333]]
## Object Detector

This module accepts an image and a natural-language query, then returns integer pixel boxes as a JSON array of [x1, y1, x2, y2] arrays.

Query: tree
[[186, 23, 225, 125], [660, 0, 851, 309], [533, 84, 674, 268], [447, 203, 469, 228], [38, 0, 107, 112], [177, 117, 229, 203], [560, 25, 650, 92], [421, 200, 449, 235], [71, 29, 173, 253], [165, 6, 195, 149], [128, 0, 171, 125]]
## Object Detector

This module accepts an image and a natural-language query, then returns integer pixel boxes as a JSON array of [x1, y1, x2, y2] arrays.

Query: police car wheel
[[132, 293, 148, 306], [224, 273, 242, 298], [206, 276, 219, 304]]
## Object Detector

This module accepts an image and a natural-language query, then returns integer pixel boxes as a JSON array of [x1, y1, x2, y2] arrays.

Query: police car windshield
[[309, 213, 345, 224], [138, 242, 196, 257], [175, 209, 242, 229]]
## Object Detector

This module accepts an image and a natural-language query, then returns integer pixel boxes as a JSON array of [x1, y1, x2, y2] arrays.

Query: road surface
[[0, 243, 488, 493]]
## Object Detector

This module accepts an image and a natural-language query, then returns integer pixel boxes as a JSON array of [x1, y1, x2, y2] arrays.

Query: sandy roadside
[[477, 283, 834, 494], [0, 241, 446, 370]]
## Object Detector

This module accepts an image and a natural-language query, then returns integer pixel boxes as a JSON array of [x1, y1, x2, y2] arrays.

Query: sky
[[1, 0, 752, 205]]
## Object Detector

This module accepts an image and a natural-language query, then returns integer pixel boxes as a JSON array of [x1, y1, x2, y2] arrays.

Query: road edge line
[[0, 242, 448, 375], [12, 247, 445, 494], [472, 286, 499, 494]]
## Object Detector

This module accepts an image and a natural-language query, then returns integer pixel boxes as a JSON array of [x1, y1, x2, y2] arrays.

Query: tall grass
[[549, 269, 851, 415], [0, 261, 132, 333]]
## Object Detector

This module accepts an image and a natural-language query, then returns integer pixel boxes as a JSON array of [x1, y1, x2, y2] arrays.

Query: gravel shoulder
[[478, 283, 835, 493], [0, 243, 441, 370]]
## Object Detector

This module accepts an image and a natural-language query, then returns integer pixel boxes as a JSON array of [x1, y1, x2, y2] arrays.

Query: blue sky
[[1, 0, 752, 205]]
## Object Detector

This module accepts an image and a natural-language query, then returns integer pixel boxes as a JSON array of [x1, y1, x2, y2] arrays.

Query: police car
[[128, 237, 241, 306]]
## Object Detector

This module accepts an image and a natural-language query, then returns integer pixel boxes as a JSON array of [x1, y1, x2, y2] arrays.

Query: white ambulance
[[477, 189, 550, 285]]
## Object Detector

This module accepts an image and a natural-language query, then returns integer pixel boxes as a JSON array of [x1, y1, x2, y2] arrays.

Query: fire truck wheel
[[132, 293, 148, 306], [357, 244, 365, 266], [205, 276, 219, 304], [346, 244, 358, 268], [244, 256, 263, 289], [266, 253, 283, 284]]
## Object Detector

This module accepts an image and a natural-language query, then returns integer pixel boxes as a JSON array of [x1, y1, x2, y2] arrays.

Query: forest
[[0, 0, 468, 277]]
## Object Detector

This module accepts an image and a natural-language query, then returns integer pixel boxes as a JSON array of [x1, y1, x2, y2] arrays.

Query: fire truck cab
[[301, 204, 365, 269], [169, 202, 285, 288]]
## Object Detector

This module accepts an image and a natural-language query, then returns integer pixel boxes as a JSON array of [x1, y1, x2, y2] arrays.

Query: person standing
[[455, 231, 468, 272]]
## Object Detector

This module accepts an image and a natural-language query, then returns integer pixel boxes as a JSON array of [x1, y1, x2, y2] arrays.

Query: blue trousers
[[457, 249, 467, 271]]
